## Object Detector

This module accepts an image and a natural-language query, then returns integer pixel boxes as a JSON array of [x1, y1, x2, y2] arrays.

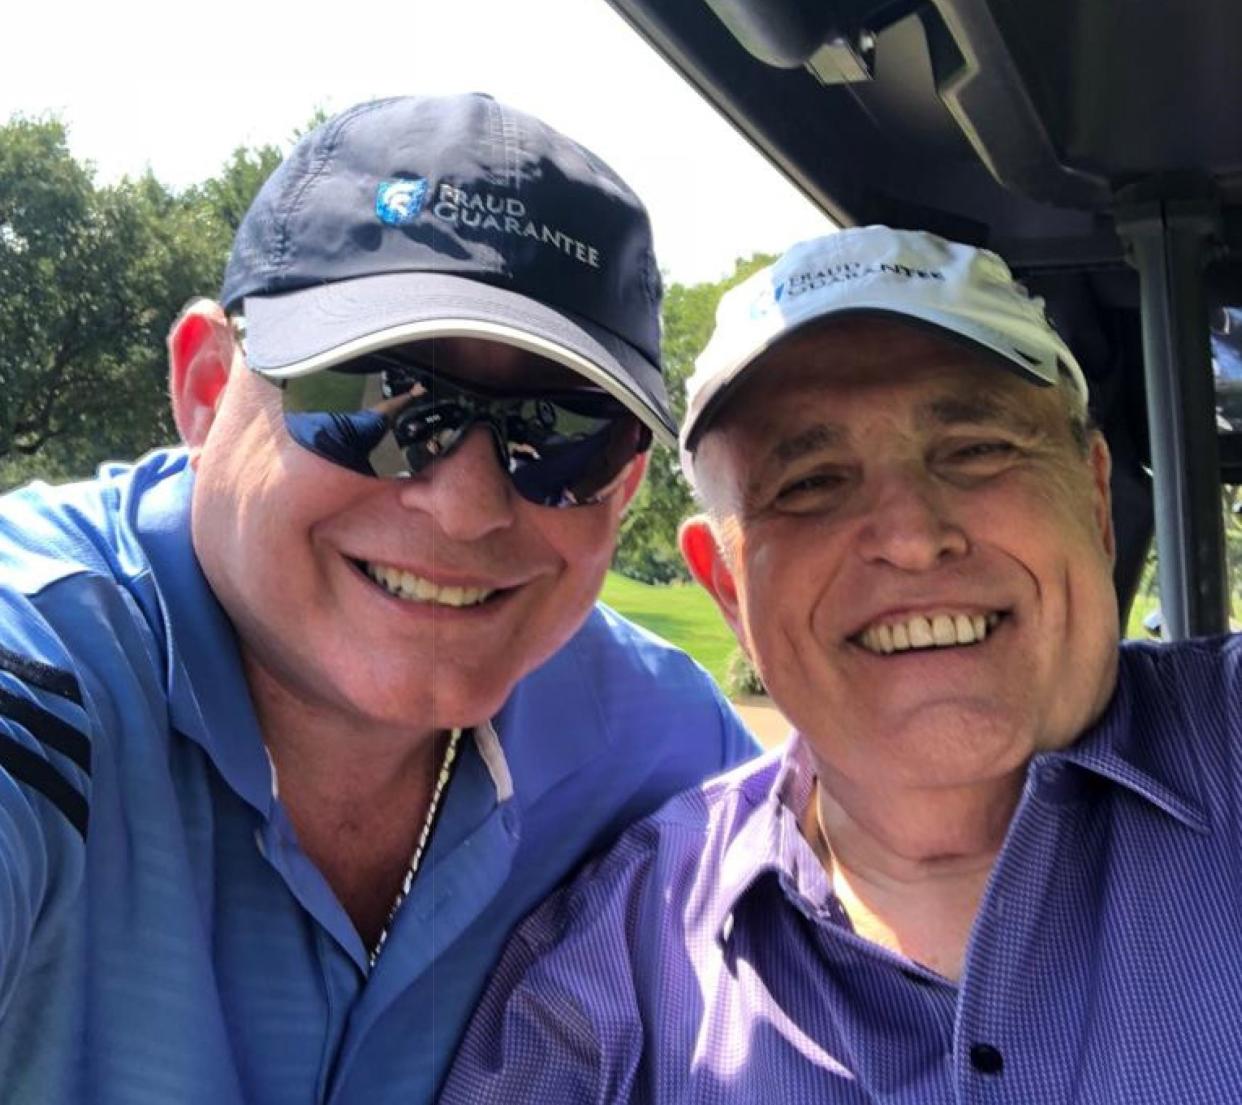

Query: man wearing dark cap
[[0, 94, 755, 1102], [443, 227, 1242, 1103]]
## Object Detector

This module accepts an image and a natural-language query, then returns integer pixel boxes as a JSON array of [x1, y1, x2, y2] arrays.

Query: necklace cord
[[368, 726, 464, 967]]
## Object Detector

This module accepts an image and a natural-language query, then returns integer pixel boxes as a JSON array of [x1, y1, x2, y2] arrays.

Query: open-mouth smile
[[853, 611, 1004, 655]]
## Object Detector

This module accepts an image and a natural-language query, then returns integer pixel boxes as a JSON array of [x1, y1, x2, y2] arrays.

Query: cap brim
[[683, 306, 1064, 456], [241, 271, 675, 447]]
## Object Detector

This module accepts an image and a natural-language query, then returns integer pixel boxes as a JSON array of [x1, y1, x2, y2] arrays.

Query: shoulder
[[0, 452, 193, 754], [566, 600, 721, 685], [547, 601, 739, 723], [1112, 635, 1242, 810], [0, 450, 187, 598], [522, 750, 781, 955], [1118, 634, 1242, 707], [441, 752, 782, 1103], [505, 601, 758, 775]]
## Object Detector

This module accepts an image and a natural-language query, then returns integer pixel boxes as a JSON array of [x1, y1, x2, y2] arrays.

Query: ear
[[168, 299, 237, 463], [679, 515, 744, 638], [1087, 431, 1115, 561], [615, 448, 649, 511]]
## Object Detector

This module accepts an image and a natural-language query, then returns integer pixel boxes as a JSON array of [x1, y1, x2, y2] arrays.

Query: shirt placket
[[952, 759, 1091, 1105]]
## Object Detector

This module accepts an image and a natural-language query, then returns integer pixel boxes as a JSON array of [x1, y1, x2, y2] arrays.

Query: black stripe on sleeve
[[0, 689, 91, 774], [0, 732, 89, 838], [0, 646, 83, 705]]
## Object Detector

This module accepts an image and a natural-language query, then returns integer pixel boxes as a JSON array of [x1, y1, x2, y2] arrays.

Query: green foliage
[[0, 116, 290, 491], [723, 646, 765, 697], [614, 253, 775, 583], [1120, 489, 1242, 638], [185, 144, 283, 238]]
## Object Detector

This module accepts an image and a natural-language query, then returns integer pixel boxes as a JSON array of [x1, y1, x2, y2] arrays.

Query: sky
[[1, 0, 834, 285]]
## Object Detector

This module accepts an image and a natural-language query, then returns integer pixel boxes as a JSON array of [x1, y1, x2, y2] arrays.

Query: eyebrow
[[919, 393, 1043, 435], [748, 386, 1046, 491], [770, 423, 846, 467]]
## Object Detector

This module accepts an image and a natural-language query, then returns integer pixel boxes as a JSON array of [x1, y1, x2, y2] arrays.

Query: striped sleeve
[[0, 611, 92, 1017]]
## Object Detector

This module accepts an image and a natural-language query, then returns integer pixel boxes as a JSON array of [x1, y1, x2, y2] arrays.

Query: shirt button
[[969, 1043, 1004, 1075]]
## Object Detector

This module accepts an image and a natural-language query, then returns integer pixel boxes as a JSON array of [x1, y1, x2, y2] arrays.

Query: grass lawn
[[600, 572, 736, 685]]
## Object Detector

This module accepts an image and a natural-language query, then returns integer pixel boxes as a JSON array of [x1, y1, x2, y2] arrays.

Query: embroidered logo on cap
[[376, 179, 429, 226]]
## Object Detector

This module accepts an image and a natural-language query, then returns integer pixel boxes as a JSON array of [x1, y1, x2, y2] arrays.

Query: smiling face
[[180, 322, 642, 738], [684, 317, 1118, 792]]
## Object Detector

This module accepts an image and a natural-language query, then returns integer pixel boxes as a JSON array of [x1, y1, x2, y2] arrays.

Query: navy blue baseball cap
[[220, 94, 674, 445]]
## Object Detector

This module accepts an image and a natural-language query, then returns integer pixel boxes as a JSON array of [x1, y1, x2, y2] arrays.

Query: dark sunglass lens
[[283, 410, 389, 476], [282, 371, 372, 413], [278, 364, 648, 508], [390, 402, 472, 469], [508, 414, 646, 507]]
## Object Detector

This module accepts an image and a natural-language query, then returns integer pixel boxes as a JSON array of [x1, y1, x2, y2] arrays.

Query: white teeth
[[908, 617, 934, 648], [365, 563, 494, 607], [856, 610, 1002, 655]]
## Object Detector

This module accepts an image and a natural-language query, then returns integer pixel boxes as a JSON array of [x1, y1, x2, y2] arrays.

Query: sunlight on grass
[[600, 572, 736, 685]]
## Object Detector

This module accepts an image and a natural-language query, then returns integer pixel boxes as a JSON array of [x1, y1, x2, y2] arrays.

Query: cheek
[[194, 423, 353, 592], [535, 506, 622, 581], [734, 534, 822, 657]]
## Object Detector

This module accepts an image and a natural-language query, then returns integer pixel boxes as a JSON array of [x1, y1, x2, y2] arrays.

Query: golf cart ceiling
[[607, 0, 1242, 265], [608, 0, 1242, 640]]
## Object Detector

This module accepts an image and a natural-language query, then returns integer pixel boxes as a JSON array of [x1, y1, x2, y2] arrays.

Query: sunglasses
[[271, 351, 652, 508]]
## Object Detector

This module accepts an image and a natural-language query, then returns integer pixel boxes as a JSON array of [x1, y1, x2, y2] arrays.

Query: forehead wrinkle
[[918, 391, 1044, 437]]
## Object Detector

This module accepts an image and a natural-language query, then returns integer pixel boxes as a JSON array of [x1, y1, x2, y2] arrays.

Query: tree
[[0, 119, 283, 490], [185, 143, 283, 238], [614, 253, 775, 582]]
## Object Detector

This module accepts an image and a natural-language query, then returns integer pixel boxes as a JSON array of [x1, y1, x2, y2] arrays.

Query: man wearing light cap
[[0, 95, 756, 1102], [443, 227, 1242, 1103]]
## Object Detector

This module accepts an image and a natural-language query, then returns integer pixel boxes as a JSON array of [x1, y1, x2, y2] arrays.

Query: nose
[[395, 425, 516, 539], [854, 468, 968, 571]]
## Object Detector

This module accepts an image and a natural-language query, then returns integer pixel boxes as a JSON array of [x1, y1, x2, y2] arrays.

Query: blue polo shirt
[[0, 449, 757, 1104], [443, 637, 1242, 1104]]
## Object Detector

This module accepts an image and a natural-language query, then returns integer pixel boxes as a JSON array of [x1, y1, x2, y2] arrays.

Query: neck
[[241, 651, 451, 949], [242, 651, 441, 800], [810, 767, 1022, 980]]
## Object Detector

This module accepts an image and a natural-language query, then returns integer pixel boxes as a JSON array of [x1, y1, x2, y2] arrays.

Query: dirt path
[[730, 696, 789, 750]]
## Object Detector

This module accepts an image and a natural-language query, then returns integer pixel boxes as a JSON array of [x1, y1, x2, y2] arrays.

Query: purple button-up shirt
[[442, 638, 1242, 1104]]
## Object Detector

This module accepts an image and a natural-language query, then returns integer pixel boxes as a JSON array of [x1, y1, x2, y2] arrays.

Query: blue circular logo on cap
[[376, 178, 429, 227]]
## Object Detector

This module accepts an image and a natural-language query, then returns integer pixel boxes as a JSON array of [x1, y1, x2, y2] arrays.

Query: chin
[[905, 741, 1033, 790], [420, 675, 519, 732]]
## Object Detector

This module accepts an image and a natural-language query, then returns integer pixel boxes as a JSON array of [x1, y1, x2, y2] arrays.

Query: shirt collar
[[1051, 642, 1209, 833], [130, 452, 276, 819], [710, 643, 1212, 941], [708, 740, 834, 942], [490, 611, 627, 809]]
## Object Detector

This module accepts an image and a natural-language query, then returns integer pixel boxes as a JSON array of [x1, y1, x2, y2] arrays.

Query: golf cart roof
[[607, 0, 1242, 637]]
